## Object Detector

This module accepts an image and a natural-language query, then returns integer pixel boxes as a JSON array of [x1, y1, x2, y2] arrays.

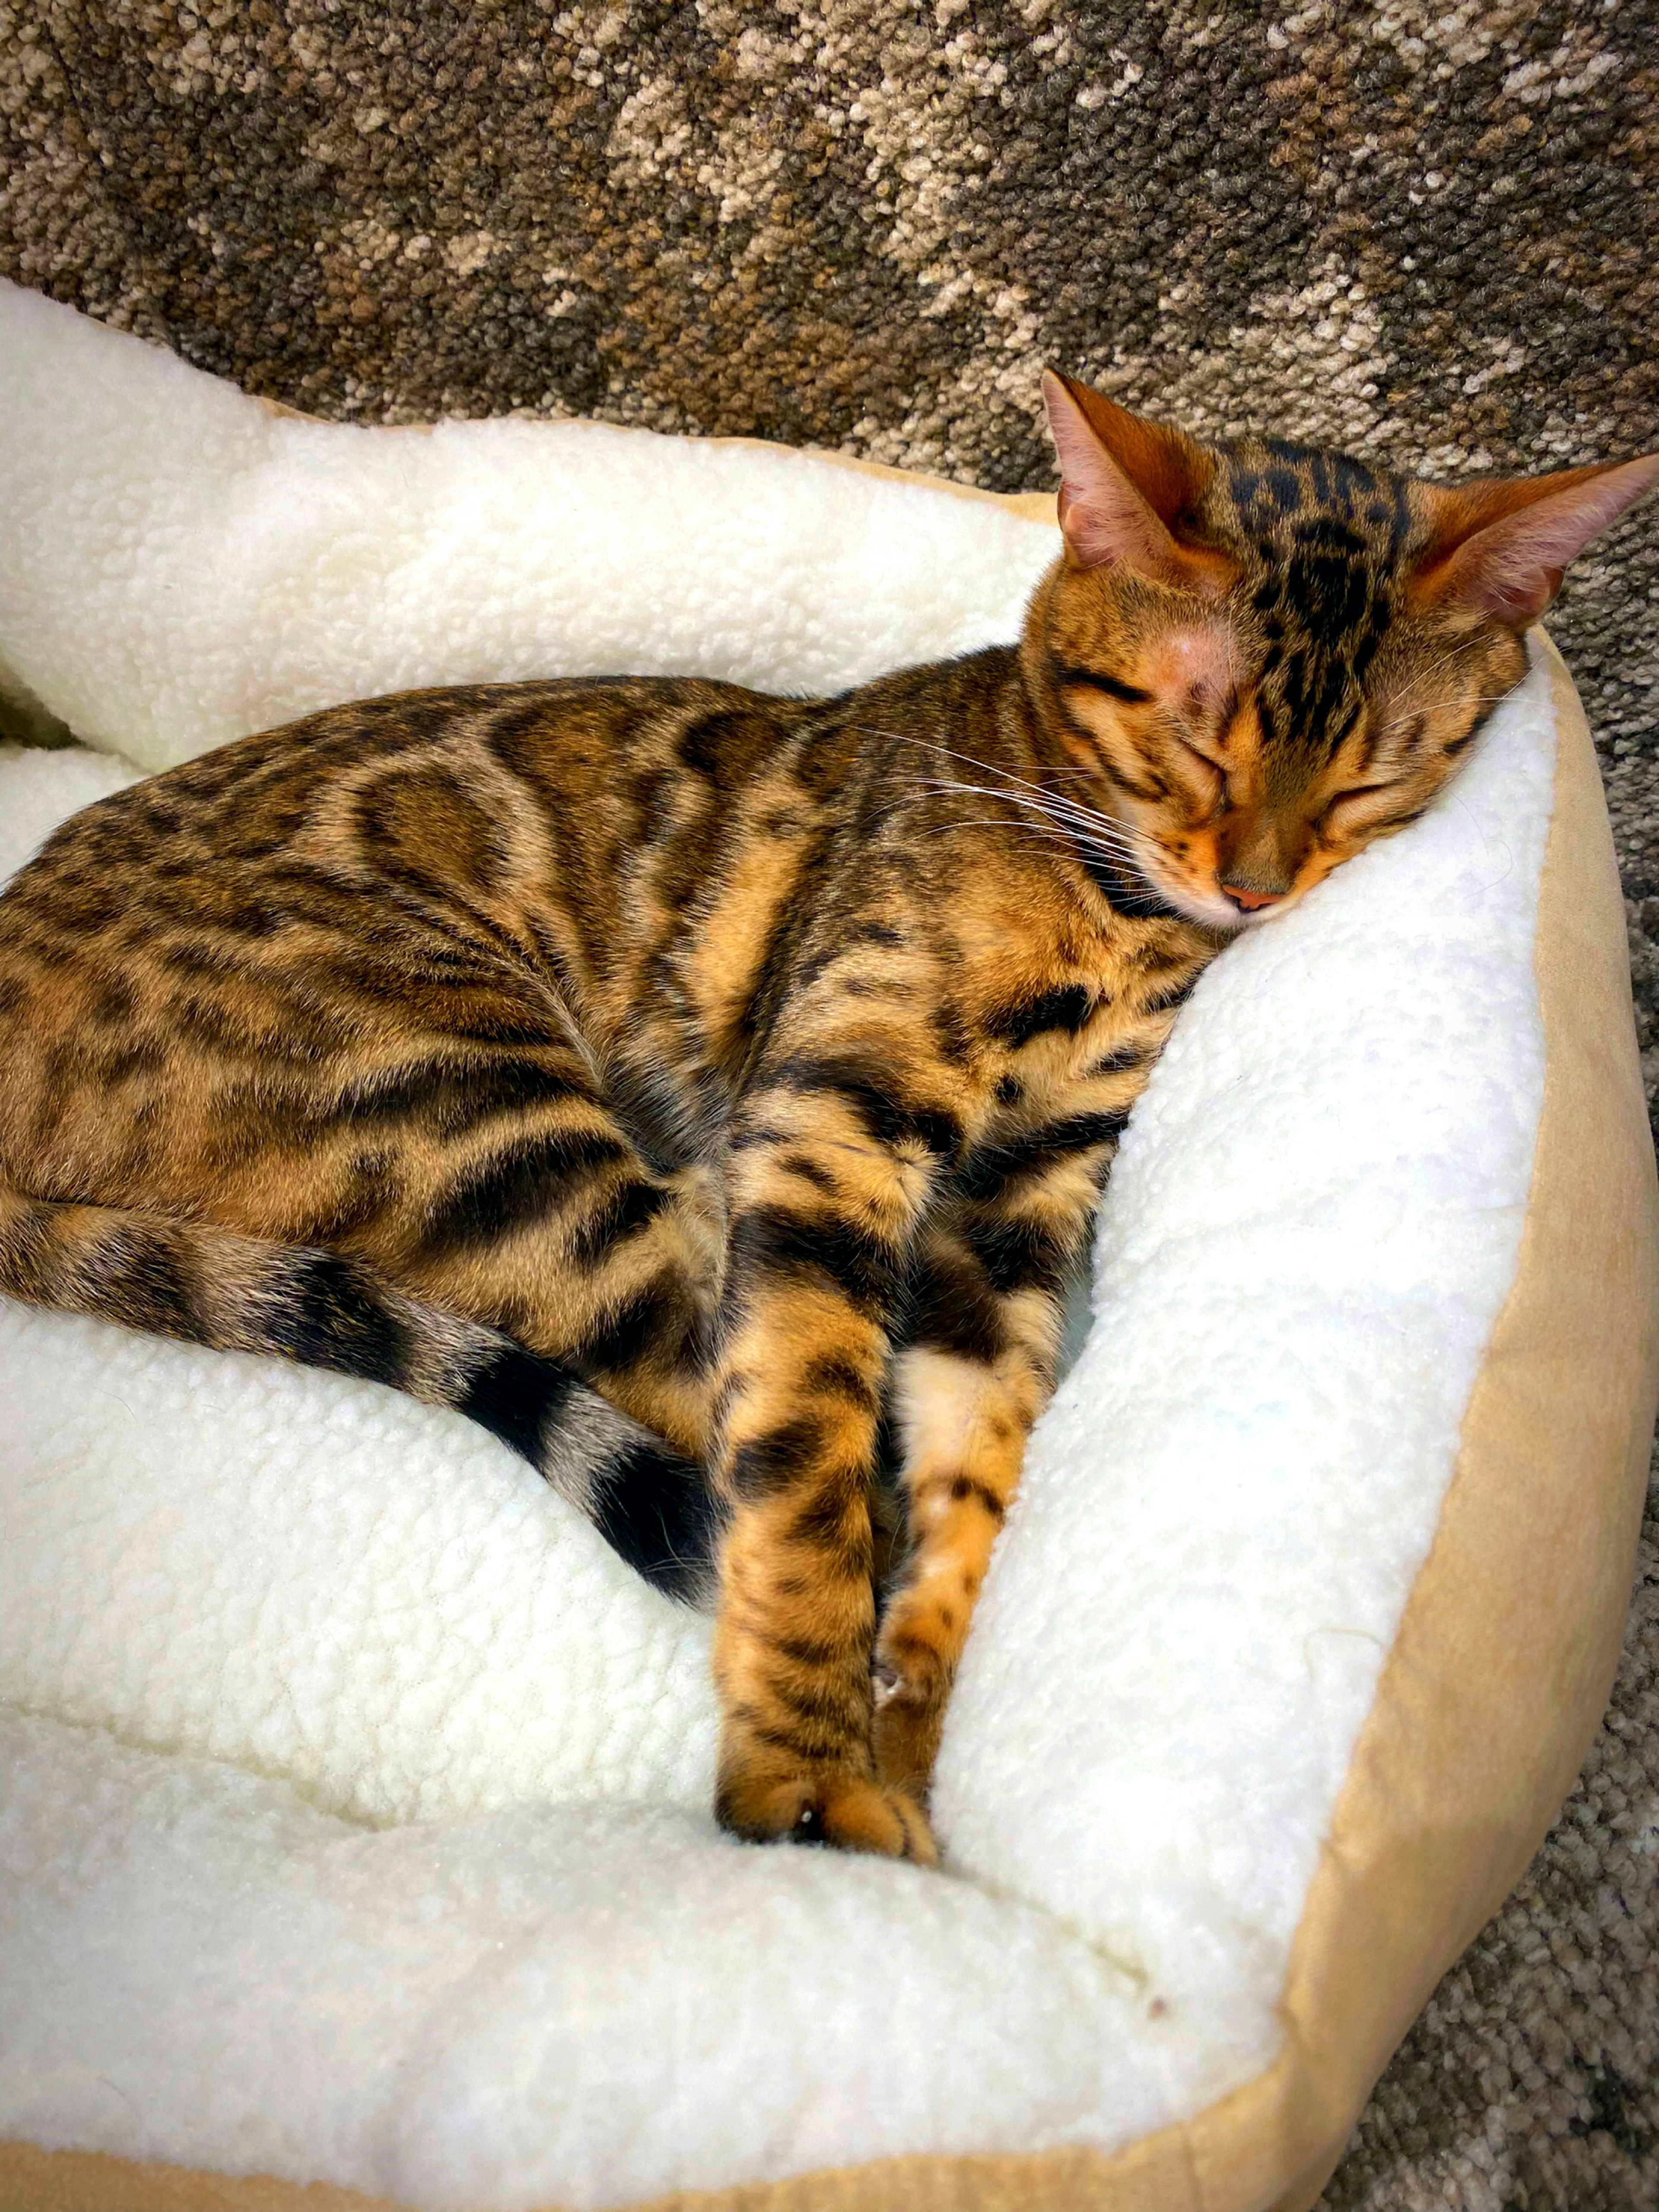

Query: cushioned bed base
[[5, 639, 1652, 2212]]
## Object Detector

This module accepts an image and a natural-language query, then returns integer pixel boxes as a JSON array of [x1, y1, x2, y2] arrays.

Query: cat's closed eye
[[1165, 733, 1225, 806], [1321, 784, 1401, 831]]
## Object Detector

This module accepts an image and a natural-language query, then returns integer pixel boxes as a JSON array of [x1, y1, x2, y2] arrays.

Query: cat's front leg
[[710, 1070, 951, 1863], [873, 1169, 1100, 1800]]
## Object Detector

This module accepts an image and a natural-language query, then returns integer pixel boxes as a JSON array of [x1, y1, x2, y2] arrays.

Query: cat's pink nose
[[1223, 883, 1284, 912]]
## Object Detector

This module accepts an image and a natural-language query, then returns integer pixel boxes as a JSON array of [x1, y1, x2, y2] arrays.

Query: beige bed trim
[[700, 441, 1061, 528], [5, 639, 1653, 2212]]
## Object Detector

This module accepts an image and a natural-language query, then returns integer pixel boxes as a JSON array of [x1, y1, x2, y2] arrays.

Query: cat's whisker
[[942, 823, 1143, 877], [867, 725, 1118, 804], [914, 778, 1147, 857], [1375, 692, 1514, 729], [927, 785, 1150, 857], [909, 768, 1122, 824], [899, 784, 1103, 842], [866, 726, 1169, 870], [884, 804, 1150, 881], [1366, 689, 1516, 746]]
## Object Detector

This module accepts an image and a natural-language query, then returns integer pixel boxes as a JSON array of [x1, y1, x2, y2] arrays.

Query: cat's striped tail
[[0, 1183, 721, 1605]]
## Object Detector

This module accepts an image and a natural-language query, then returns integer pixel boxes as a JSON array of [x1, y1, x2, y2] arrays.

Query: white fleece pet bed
[[0, 282, 1653, 2212]]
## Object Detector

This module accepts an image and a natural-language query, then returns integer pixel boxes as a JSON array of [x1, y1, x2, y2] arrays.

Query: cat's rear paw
[[716, 1768, 938, 1865]]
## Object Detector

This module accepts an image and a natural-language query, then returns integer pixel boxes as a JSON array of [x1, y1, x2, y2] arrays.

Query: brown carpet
[[3, 5, 1656, 2206]]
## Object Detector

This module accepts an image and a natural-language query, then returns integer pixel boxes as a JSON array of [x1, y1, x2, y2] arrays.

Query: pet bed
[[0, 280, 1653, 2212]]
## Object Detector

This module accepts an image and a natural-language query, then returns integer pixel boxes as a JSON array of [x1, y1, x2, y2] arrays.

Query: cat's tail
[[0, 1182, 722, 1605]]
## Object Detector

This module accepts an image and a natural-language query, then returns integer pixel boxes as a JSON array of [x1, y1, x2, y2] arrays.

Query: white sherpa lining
[[0, 281, 1554, 2211]]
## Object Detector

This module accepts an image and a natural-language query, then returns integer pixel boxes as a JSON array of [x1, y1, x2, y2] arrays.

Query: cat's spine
[[0, 1184, 721, 1605]]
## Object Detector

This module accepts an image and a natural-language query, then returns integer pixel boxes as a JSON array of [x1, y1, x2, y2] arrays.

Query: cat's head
[[1027, 370, 1658, 931]]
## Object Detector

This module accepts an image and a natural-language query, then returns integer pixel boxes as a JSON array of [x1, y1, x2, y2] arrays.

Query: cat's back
[[3, 674, 808, 902], [0, 674, 820, 1202]]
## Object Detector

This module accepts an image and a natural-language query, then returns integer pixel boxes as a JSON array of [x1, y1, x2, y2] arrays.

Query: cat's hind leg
[[349, 1052, 726, 1463]]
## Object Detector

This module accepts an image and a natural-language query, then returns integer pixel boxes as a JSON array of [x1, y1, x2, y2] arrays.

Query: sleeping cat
[[1, 374, 1653, 1864]]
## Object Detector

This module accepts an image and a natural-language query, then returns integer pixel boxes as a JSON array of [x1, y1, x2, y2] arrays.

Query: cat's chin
[[1137, 861, 1253, 936], [1192, 893, 1255, 934]]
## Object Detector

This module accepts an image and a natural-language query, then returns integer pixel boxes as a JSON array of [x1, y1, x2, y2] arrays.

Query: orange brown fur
[[2, 378, 1652, 1860]]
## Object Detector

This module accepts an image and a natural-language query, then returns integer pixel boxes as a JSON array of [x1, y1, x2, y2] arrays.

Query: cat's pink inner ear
[[1043, 371, 1181, 578], [1411, 454, 1659, 628], [1042, 371, 1226, 593]]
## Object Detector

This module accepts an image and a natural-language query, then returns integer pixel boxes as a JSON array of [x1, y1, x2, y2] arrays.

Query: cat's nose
[[1222, 883, 1285, 912]]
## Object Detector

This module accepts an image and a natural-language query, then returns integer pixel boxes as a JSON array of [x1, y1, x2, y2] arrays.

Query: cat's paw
[[871, 1627, 953, 1798], [716, 1768, 938, 1865], [871, 1675, 948, 1799]]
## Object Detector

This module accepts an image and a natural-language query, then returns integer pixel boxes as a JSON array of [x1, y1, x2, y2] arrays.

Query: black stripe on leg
[[769, 1674, 868, 1740], [983, 983, 1096, 1049], [1088, 1040, 1154, 1076], [953, 1109, 1130, 1202], [949, 1473, 1007, 1521], [1139, 973, 1200, 1015], [728, 1416, 828, 1500], [778, 1633, 843, 1668], [729, 1205, 907, 1320], [800, 1351, 880, 1412], [785, 1477, 872, 1564], [770, 1053, 962, 1160], [960, 1216, 1075, 1298], [577, 1273, 702, 1375], [456, 1341, 578, 1463], [905, 1244, 1007, 1365], [592, 1440, 722, 1604]]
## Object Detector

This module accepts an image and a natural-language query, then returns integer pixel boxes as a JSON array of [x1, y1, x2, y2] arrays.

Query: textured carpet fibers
[[2, 6, 1656, 2206]]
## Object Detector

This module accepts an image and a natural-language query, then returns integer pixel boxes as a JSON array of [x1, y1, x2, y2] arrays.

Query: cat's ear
[[1410, 454, 1659, 628], [1041, 370, 1225, 592]]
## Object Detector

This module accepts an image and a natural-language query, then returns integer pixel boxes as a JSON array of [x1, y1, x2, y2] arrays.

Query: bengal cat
[[1, 376, 1653, 1863]]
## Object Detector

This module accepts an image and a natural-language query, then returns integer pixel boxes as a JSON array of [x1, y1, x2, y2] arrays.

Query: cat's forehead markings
[[1221, 443, 1406, 542], [1206, 440, 1410, 765]]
